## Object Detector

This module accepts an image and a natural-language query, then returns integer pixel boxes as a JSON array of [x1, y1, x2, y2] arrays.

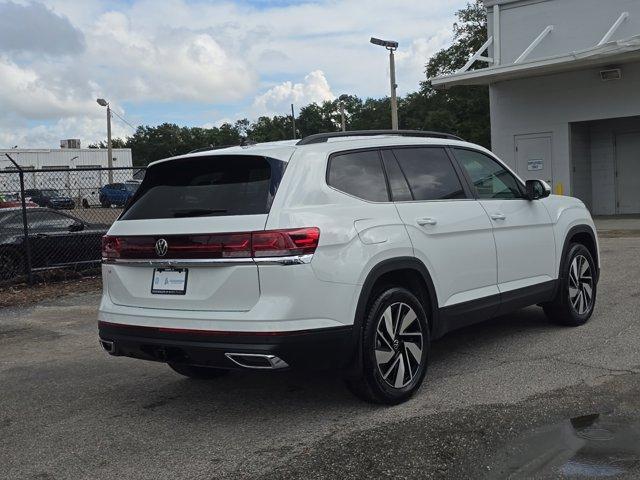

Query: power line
[[111, 110, 137, 131]]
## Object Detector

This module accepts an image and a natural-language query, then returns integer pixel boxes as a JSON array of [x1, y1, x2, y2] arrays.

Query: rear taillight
[[102, 236, 121, 260], [101, 227, 320, 261], [252, 228, 320, 257]]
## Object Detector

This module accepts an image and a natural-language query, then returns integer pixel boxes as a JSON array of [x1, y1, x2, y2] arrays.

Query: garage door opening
[[570, 116, 640, 215]]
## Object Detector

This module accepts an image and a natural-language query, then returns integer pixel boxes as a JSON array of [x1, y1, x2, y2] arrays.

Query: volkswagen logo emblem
[[155, 238, 168, 257]]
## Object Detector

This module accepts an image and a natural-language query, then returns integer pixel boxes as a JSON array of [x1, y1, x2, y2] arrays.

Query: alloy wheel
[[374, 302, 425, 389], [568, 254, 593, 315]]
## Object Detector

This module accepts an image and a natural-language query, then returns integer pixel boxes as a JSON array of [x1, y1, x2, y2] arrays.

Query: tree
[[418, 0, 490, 147]]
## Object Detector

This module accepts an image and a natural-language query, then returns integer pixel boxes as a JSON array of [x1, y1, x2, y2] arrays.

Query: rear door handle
[[490, 213, 506, 221], [416, 217, 438, 226]]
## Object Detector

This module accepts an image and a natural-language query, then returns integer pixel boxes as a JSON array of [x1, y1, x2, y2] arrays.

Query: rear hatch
[[103, 153, 288, 311]]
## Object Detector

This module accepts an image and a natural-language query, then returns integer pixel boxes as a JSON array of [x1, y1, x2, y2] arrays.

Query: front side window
[[453, 148, 524, 200], [328, 150, 389, 202], [390, 148, 466, 201]]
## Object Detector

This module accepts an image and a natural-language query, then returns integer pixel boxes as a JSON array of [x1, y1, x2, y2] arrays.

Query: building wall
[[487, 0, 640, 65], [489, 60, 640, 213], [570, 123, 592, 211], [0, 149, 133, 170]]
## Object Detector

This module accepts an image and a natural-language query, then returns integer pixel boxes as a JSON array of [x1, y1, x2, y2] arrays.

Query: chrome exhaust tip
[[224, 353, 289, 370], [99, 339, 116, 354]]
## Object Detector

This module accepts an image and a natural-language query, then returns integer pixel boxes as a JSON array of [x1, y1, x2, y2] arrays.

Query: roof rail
[[296, 130, 464, 146]]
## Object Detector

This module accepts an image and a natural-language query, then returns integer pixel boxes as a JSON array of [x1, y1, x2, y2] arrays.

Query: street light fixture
[[370, 37, 399, 130], [96, 98, 113, 183]]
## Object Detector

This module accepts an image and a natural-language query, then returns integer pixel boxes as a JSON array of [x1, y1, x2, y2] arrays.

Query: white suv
[[98, 130, 599, 404]]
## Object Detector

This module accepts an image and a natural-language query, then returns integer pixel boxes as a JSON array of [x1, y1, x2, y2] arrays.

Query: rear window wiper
[[170, 208, 228, 218]]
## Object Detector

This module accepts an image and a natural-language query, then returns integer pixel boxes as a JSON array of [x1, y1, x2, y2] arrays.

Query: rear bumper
[[98, 321, 354, 371]]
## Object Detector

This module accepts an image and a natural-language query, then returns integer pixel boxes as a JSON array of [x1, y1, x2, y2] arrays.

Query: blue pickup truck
[[99, 183, 139, 207]]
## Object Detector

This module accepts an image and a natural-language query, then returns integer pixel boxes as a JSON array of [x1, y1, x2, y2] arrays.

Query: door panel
[[383, 147, 498, 309], [478, 199, 556, 289], [616, 132, 640, 214], [395, 201, 498, 308], [515, 133, 553, 186], [452, 147, 556, 292]]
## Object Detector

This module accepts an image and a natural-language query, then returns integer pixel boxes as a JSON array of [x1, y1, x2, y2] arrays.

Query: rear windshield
[[121, 155, 286, 220]]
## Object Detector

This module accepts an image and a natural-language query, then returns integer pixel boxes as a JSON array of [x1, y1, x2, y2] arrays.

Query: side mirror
[[69, 221, 85, 232], [525, 180, 551, 200]]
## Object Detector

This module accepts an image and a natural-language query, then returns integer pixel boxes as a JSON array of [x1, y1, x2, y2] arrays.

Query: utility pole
[[388, 48, 398, 130], [97, 98, 114, 183], [339, 101, 346, 132], [291, 104, 296, 139], [370, 37, 399, 130]]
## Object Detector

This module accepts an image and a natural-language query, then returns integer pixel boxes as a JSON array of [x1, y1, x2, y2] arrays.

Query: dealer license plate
[[151, 268, 188, 295]]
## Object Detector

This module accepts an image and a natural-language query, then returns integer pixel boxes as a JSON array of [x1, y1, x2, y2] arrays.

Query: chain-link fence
[[0, 162, 145, 285]]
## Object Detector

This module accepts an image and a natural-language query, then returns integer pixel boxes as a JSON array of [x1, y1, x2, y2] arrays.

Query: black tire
[[543, 243, 597, 327], [346, 287, 430, 405], [168, 362, 229, 379], [82, 199, 90, 209], [0, 250, 23, 282], [101, 200, 110, 208]]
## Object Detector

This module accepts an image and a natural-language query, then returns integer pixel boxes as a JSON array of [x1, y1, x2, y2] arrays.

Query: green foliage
[[94, 1, 489, 165]]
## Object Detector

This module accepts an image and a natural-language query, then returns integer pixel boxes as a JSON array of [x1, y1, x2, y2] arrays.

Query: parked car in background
[[80, 189, 101, 209], [99, 183, 138, 207], [24, 189, 75, 210], [0, 193, 37, 209], [0, 207, 109, 281]]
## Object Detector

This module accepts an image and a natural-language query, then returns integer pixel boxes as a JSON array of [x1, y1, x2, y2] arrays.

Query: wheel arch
[[345, 257, 440, 375], [560, 225, 599, 282]]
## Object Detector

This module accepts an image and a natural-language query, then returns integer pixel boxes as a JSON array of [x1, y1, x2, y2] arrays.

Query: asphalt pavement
[[1, 237, 640, 479]]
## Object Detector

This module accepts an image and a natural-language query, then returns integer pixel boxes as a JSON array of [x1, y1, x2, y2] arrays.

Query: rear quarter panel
[[266, 148, 414, 323]]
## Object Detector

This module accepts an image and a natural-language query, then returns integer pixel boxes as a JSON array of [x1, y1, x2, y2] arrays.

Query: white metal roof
[[432, 34, 640, 88]]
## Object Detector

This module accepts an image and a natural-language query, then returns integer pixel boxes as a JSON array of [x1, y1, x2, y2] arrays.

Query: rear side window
[[327, 150, 389, 202], [390, 148, 466, 201], [121, 155, 286, 220]]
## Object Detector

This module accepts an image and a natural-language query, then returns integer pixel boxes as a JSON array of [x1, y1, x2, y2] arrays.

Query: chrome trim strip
[[253, 254, 313, 265], [102, 258, 253, 267], [102, 254, 313, 267]]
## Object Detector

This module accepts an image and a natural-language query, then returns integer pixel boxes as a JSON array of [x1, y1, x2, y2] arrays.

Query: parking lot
[[1, 236, 640, 479]]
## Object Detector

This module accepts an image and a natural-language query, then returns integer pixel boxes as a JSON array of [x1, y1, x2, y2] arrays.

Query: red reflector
[[102, 228, 320, 260]]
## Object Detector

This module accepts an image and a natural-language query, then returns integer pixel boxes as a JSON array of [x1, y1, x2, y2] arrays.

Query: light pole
[[338, 101, 346, 131], [370, 37, 399, 130], [96, 98, 113, 183]]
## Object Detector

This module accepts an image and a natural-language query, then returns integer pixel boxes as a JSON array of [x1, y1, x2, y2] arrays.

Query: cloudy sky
[[0, 0, 467, 148]]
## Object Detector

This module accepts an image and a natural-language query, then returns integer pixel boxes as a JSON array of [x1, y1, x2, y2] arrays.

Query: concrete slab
[[593, 215, 640, 238]]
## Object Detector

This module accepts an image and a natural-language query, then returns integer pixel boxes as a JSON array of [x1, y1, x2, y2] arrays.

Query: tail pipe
[[225, 353, 289, 370], [99, 338, 116, 354]]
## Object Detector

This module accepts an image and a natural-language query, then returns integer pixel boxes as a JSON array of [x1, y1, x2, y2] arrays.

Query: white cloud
[[252, 70, 335, 116], [0, 1, 85, 55], [396, 28, 456, 89], [0, 56, 96, 120], [87, 12, 257, 103], [0, 0, 466, 148], [0, 115, 130, 149]]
